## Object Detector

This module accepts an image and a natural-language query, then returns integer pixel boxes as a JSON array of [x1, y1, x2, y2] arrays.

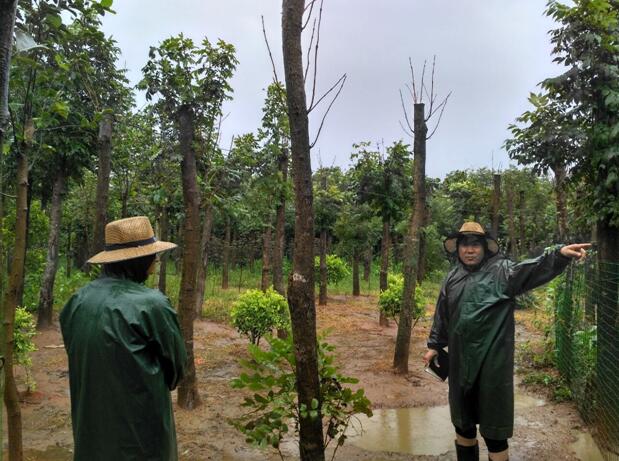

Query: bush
[[378, 273, 426, 322], [314, 254, 350, 285], [230, 335, 372, 458], [14, 307, 37, 391], [230, 288, 289, 345]]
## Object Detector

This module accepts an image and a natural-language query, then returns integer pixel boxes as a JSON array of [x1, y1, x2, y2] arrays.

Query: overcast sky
[[100, 1, 563, 179]]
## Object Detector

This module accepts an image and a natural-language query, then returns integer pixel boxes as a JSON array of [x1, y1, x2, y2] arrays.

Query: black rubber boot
[[455, 441, 479, 461]]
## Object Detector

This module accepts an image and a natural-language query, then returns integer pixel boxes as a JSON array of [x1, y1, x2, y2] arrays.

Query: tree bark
[[0, 0, 17, 146], [394, 103, 427, 374], [194, 202, 213, 316], [379, 218, 390, 326], [176, 105, 201, 409], [363, 246, 371, 282], [36, 171, 65, 330], [222, 216, 231, 289], [352, 248, 360, 297], [261, 221, 272, 292], [506, 188, 517, 258], [282, 1, 325, 458], [158, 206, 169, 295], [2, 117, 30, 461], [491, 173, 501, 238], [272, 147, 288, 295], [92, 112, 113, 258]]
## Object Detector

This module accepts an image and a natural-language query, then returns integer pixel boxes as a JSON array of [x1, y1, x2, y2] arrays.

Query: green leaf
[[100, 0, 113, 7]]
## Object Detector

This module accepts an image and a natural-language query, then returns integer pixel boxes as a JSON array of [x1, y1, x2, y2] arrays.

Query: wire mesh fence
[[554, 255, 619, 460]]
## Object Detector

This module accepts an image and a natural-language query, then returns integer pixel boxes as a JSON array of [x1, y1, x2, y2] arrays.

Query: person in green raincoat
[[423, 222, 590, 461], [60, 216, 187, 461]]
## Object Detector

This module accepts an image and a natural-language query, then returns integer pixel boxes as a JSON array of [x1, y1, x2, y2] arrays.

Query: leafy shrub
[[14, 307, 37, 391], [230, 288, 289, 345], [314, 254, 350, 285], [378, 273, 426, 322], [230, 335, 372, 458]]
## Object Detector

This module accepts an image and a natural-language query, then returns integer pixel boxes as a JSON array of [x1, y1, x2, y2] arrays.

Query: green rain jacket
[[427, 247, 570, 440], [60, 277, 187, 461]]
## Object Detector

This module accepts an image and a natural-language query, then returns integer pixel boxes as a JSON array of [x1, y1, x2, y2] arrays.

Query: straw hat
[[443, 221, 499, 255], [87, 216, 177, 264]]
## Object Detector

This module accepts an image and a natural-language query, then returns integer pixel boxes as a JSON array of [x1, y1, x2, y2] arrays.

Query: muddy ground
[[11, 295, 592, 460]]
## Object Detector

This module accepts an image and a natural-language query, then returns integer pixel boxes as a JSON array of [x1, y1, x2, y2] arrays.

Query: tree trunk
[[36, 171, 65, 330], [176, 105, 201, 409], [491, 173, 501, 238], [352, 248, 360, 297], [0, 0, 17, 145], [65, 222, 72, 278], [506, 188, 517, 258], [272, 147, 288, 295], [92, 112, 113, 257], [379, 218, 390, 326], [394, 103, 427, 374], [318, 228, 327, 305], [553, 163, 568, 241], [282, 1, 325, 458], [261, 221, 272, 292], [518, 190, 526, 257], [222, 216, 231, 289], [2, 118, 30, 461], [194, 202, 213, 317], [158, 206, 169, 295]]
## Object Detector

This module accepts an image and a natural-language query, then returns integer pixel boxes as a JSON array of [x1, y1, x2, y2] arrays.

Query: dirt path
[[12, 295, 591, 460]]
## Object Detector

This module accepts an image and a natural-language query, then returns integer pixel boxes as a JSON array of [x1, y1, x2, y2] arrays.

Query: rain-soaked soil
[[8, 295, 601, 460]]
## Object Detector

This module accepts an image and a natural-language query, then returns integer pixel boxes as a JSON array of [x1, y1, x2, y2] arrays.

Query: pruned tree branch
[[309, 73, 345, 113], [399, 89, 414, 133], [302, 0, 318, 29], [309, 72, 346, 148], [399, 120, 414, 137], [308, 0, 324, 111], [426, 91, 451, 140], [304, 18, 317, 84], [409, 57, 418, 103], [261, 15, 281, 85]]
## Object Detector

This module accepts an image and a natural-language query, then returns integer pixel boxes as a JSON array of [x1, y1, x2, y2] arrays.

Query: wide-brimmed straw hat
[[443, 221, 499, 255], [87, 216, 177, 264]]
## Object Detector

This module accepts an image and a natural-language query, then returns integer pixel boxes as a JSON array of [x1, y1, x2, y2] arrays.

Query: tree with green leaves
[[140, 33, 238, 409]]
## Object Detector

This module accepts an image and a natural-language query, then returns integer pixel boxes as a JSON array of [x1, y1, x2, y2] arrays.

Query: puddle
[[348, 393, 546, 456], [571, 432, 605, 461]]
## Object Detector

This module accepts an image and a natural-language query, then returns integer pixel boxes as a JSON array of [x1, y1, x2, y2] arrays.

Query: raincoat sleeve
[[505, 245, 571, 298], [428, 282, 449, 350], [140, 295, 188, 390]]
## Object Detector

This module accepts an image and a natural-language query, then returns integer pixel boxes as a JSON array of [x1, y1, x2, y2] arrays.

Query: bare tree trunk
[[158, 206, 169, 294], [65, 222, 72, 278], [352, 248, 360, 297], [379, 218, 390, 326], [506, 188, 517, 258], [491, 173, 501, 238], [272, 147, 288, 295], [2, 118, 30, 461], [394, 103, 427, 374], [282, 1, 324, 458], [518, 190, 526, 256], [222, 216, 231, 289], [194, 203, 213, 316], [92, 112, 113, 257], [319, 228, 327, 305], [553, 163, 568, 241], [36, 171, 65, 330], [261, 221, 272, 292], [176, 105, 201, 409]]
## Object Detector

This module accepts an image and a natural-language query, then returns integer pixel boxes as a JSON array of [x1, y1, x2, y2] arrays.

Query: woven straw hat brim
[[444, 232, 499, 255], [87, 241, 177, 264]]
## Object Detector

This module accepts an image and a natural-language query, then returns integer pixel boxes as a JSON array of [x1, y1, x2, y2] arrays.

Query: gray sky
[[100, 1, 563, 179]]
